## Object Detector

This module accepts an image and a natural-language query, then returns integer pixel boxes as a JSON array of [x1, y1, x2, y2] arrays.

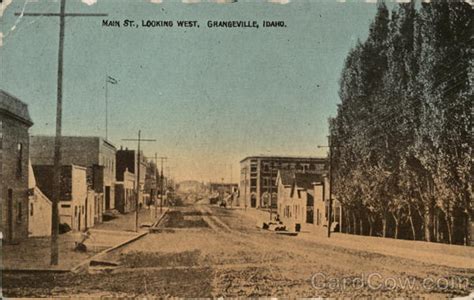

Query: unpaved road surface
[[3, 204, 473, 298]]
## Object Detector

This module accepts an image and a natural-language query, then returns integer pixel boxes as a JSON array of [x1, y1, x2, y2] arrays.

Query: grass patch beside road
[[120, 250, 202, 268], [162, 211, 210, 228]]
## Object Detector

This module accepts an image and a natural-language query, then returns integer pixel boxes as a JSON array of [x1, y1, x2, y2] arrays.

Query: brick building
[[239, 155, 327, 209], [0, 90, 33, 243], [30, 135, 117, 223]]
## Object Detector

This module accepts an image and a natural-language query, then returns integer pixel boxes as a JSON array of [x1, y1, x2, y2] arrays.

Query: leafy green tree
[[331, 0, 471, 244]]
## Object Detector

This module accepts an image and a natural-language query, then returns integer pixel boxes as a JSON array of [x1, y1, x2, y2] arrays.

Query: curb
[[70, 231, 148, 273], [150, 207, 170, 229], [71, 208, 170, 273], [1, 268, 71, 273], [3, 210, 171, 274]]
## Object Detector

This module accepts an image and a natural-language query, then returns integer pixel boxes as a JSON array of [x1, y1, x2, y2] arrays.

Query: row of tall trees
[[330, 0, 472, 245]]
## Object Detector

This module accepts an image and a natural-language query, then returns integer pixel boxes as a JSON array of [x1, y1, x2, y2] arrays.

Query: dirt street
[[3, 204, 473, 298]]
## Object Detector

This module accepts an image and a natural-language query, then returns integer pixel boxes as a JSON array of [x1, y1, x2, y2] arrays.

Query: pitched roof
[[0, 90, 33, 126], [278, 169, 294, 186], [294, 173, 324, 190]]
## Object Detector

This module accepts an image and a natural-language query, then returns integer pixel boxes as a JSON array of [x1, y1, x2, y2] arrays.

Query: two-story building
[[278, 172, 323, 231], [0, 90, 33, 244], [30, 135, 117, 223], [116, 148, 147, 209], [276, 170, 294, 217], [32, 164, 90, 231]]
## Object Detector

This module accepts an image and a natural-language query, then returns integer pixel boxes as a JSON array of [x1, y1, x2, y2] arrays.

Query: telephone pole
[[318, 135, 336, 238], [221, 177, 225, 204], [16, 0, 107, 265], [269, 165, 273, 221], [122, 131, 156, 232], [154, 153, 159, 217], [243, 167, 248, 211]]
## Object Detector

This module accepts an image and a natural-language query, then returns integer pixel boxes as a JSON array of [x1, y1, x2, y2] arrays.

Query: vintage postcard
[[0, 0, 472, 298]]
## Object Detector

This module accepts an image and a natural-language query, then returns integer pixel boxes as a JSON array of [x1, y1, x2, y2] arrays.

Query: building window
[[30, 203, 34, 216], [250, 161, 257, 173], [75, 206, 78, 217], [17, 143, 23, 178]]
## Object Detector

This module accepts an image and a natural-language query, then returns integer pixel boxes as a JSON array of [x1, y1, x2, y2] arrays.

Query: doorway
[[251, 194, 257, 208], [105, 186, 111, 210]]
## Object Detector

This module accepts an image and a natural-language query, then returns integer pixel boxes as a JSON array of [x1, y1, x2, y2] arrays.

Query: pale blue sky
[[1, 0, 379, 182]]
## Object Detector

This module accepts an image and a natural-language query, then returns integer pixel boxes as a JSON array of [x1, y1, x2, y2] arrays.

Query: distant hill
[[177, 180, 206, 193]]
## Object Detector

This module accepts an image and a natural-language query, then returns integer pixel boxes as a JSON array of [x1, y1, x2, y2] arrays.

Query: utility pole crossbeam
[[16, 0, 108, 266], [122, 132, 156, 232]]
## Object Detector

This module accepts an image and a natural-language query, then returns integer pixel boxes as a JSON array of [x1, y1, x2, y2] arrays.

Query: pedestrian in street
[[74, 229, 93, 252]]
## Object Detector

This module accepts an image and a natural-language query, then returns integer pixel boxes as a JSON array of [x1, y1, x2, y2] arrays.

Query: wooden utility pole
[[327, 140, 334, 238], [221, 177, 225, 204], [16, 0, 107, 265], [269, 165, 273, 221], [154, 153, 159, 217], [122, 131, 156, 231], [318, 136, 336, 238], [244, 167, 248, 211], [105, 75, 108, 140]]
